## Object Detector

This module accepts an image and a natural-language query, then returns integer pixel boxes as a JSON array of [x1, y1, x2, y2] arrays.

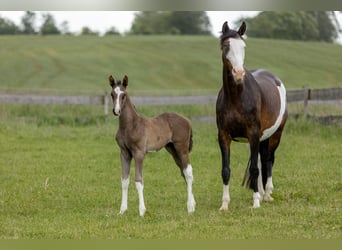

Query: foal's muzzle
[[113, 109, 120, 116]]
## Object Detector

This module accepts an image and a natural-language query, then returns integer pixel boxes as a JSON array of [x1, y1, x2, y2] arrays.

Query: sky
[[0, 11, 259, 36]]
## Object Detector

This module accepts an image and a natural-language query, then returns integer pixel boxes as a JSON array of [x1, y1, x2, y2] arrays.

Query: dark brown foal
[[109, 75, 195, 216]]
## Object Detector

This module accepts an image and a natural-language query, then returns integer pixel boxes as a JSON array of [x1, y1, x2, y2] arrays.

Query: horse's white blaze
[[219, 184, 230, 211], [119, 177, 129, 214], [135, 181, 146, 216], [260, 82, 286, 141], [226, 38, 246, 72], [114, 86, 124, 115], [183, 164, 196, 213]]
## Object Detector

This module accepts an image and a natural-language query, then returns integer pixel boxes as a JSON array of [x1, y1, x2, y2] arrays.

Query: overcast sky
[[0, 11, 259, 36]]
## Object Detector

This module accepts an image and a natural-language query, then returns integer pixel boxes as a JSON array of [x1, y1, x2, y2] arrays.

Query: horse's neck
[[119, 96, 140, 129], [222, 66, 240, 98]]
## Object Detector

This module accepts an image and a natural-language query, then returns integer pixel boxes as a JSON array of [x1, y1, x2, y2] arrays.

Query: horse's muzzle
[[232, 67, 245, 83]]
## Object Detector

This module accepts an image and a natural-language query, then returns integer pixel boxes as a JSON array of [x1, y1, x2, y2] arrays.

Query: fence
[[0, 87, 341, 117]]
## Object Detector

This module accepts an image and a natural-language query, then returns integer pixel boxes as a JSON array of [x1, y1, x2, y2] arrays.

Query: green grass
[[0, 105, 341, 239], [0, 35, 341, 96]]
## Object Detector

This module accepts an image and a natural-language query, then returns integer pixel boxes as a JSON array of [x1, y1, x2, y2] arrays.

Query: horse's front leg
[[134, 152, 146, 217], [119, 149, 132, 215], [218, 131, 231, 211], [249, 134, 262, 208]]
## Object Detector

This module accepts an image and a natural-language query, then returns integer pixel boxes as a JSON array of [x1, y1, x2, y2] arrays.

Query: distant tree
[[60, 20, 73, 35], [0, 16, 20, 34], [130, 11, 170, 35], [21, 11, 36, 34], [40, 13, 60, 35], [130, 11, 212, 35], [242, 11, 339, 42], [104, 26, 121, 36], [80, 26, 99, 36], [169, 11, 211, 35]]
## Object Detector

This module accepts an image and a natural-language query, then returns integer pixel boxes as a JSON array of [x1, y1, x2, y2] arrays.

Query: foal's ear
[[109, 75, 115, 87], [122, 75, 128, 88], [238, 21, 247, 36], [222, 21, 229, 34]]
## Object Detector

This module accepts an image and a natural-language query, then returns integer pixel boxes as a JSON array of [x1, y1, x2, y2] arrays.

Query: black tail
[[189, 129, 193, 152], [242, 157, 252, 188]]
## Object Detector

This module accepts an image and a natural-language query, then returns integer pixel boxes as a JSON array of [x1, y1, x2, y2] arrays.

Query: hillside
[[0, 35, 341, 95]]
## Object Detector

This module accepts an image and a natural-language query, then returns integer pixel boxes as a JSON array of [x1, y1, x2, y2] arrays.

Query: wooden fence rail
[[0, 87, 341, 116]]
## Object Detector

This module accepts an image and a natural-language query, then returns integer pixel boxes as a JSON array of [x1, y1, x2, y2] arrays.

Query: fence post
[[104, 92, 109, 117], [303, 87, 310, 118]]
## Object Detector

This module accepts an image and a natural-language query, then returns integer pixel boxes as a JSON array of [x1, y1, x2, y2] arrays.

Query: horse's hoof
[[263, 195, 274, 202], [219, 203, 229, 211]]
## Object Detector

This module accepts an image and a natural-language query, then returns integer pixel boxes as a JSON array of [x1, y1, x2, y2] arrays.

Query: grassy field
[[0, 104, 341, 239], [0, 35, 341, 96], [0, 35, 341, 239]]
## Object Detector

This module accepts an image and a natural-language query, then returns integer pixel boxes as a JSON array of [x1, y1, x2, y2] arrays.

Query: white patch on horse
[[119, 177, 129, 214], [264, 177, 274, 201], [114, 86, 124, 115], [219, 184, 230, 211], [135, 181, 146, 216], [226, 38, 246, 71], [183, 164, 196, 213], [260, 82, 286, 141]]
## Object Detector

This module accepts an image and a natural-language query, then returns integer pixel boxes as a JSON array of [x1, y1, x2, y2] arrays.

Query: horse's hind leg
[[165, 143, 195, 213]]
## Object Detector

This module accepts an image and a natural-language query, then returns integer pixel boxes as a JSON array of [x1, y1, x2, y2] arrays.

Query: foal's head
[[109, 75, 128, 116], [220, 21, 247, 83]]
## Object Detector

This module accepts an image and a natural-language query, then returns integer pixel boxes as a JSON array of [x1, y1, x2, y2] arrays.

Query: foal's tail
[[242, 157, 252, 188], [188, 129, 193, 152]]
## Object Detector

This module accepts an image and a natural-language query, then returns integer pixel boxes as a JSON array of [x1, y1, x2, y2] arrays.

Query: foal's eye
[[121, 94, 126, 100]]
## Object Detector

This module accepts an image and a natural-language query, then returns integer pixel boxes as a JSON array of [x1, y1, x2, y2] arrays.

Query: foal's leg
[[218, 131, 231, 211], [134, 152, 146, 217], [119, 150, 132, 215], [166, 143, 195, 213]]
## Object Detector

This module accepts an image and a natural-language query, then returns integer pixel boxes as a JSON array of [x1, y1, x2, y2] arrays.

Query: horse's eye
[[122, 94, 126, 100]]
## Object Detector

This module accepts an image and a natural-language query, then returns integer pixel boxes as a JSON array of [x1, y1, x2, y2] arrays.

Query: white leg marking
[[219, 184, 230, 211], [135, 182, 146, 216], [260, 82, 287, 141], [264, 177, 274, 201], [257, 154, 265, 201], [119, 178, 129, 214], [253, 192, 261, 208], [183, 164, 196, 213]]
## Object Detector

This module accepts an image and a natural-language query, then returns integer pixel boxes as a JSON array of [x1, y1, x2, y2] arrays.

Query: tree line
[[0, 11, 340, 42]]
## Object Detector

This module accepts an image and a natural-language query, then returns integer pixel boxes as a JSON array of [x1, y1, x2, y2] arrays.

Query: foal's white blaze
[[114, 86, 124, 115], [226, 38, 246, 80], [219, 184, 230, 211], [183, 164, 196, 213], [260, 82, 287, 141], [135, 181, 146, 216], [119, 178, 129, 214]]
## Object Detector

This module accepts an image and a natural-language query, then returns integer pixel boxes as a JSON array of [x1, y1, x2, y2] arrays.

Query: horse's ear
[[123, 75, 128, 88], [222, 21, 229, 34], [109, 75, 115, 87], [238, 21, 246, 36]]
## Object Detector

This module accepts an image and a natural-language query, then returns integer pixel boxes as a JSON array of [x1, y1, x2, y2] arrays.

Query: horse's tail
[[188, 128, 193, 152], [242, 157, 251, 188]]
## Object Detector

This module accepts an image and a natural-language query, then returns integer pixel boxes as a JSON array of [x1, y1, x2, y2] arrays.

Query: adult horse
[[216, 21, 288, 209], [109, 75, 195, 216]]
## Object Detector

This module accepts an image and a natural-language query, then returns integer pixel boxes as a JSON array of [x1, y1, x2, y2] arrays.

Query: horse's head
[[109, 75, 128, 116], [220, 21, 247, 83]]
